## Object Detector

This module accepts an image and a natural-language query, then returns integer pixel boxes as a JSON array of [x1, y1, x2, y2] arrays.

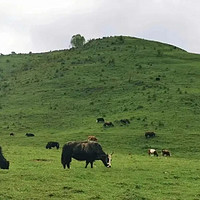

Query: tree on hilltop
[[70, 34, 85, 48]]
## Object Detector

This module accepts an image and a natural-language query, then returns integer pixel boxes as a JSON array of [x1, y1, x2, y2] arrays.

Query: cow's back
[[63, 141, 104, 161]]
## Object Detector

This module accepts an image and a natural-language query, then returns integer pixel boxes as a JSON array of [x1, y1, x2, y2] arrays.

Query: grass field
[[1, 36, 200, 199]]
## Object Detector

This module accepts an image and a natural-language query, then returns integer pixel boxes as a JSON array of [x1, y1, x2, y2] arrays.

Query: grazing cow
[[120, 119, 130, 125], [145, 131, 156, 138], [46, 142, 59, 149], [148, 149, 158, 157], [155, 77, 160, 81], [26, 133, 35, 137], [103, 122, 114, 127], [88, 136, 98, 142], [10, 133, 14, 136], [0, 146, 9, 169], [61, 141, 112, 169], [96, 118, 105, 123], [162, 149, 171, 157]]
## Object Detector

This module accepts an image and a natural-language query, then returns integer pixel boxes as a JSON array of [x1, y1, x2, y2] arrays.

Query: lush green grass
[[1, 36, 200, 199]]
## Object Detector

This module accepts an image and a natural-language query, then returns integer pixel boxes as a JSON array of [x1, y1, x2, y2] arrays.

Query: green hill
[[1, 36, 200, 199]]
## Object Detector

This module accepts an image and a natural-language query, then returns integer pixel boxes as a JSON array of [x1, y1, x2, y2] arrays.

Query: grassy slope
[[0, 36, 200, 199]]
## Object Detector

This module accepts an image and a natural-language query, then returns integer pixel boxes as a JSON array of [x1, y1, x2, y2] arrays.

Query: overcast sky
[[1, 0, 200, 54]]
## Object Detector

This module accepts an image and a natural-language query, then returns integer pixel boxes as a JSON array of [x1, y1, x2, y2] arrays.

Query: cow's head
[[1, 160, 9, 169], [101, 153, 113, 168]]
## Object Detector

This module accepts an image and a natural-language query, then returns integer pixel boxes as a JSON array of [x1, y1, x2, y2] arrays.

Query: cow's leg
[[85, 161, 90, 168], [66, 162, 71, 169], [90, 162, 93, 168], [65, 157, 72, 169]]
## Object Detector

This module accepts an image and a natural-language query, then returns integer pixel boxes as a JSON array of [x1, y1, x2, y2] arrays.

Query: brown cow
[[88, 136, 98, 142], [162, 149, 171, 156], [103, 122, 114, 127]]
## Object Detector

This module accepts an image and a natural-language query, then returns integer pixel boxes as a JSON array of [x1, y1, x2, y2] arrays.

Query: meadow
[[0, 36, 200, 199]]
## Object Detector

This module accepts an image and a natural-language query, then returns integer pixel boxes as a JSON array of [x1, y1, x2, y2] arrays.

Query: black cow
[[96, 118, 105, 123], [155, 77, 160, 81], [61, 141, 112, 169], [0, 146, 9, 169], [145, 131, 156, 138], [10, 133, 14, 136], [103, 122, 114, 127], [120, 119, 130, 125], [26, 133, 35, 137], [46, 142, 59, 149]]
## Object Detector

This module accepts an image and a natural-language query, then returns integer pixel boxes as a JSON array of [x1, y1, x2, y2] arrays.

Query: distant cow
[[103, 122, 114, 127], [46, 142, 59, 149], [162, 149, 171, 157], [88, 136, 98, 142], [96, 118, 105, 123], [155, 77, 160, 81], [61, 141, 112, 169], [0, 146, 9, 169], [26, 133, 35, 137], [145, 132, 156, 138], [120, 119, 130, 125], [10, 133, 14, 136], [148, 149, 158, 157]]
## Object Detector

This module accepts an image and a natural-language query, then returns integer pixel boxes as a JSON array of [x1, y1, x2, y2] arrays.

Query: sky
[[0, 0, 200, 54]]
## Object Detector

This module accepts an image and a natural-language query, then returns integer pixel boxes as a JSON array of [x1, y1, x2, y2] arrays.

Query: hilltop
[[1, 36, 200, 200]]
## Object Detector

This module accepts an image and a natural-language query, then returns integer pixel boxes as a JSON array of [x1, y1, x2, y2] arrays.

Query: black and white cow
[[148, 149, 158, 157]]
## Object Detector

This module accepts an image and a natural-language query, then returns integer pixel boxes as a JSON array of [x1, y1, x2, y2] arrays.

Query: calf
[[148, 149, 158, 157]]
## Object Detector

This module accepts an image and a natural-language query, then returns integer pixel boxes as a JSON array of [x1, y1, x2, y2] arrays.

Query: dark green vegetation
[[1, 36, 200, 199]]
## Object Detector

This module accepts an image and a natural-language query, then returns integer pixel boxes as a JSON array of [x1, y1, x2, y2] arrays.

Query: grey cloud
[[1, 0, 200, 54]]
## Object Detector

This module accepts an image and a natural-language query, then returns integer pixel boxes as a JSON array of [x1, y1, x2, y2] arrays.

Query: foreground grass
[[1, 129, 200, 200], [1, 146, 200, 200]]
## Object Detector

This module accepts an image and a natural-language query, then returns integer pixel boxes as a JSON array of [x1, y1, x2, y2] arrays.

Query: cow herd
[[96, 117, 130, 128], [148, 149, 171, 157], [0, 118, 171, 170], [145, 131, 171, 157]]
